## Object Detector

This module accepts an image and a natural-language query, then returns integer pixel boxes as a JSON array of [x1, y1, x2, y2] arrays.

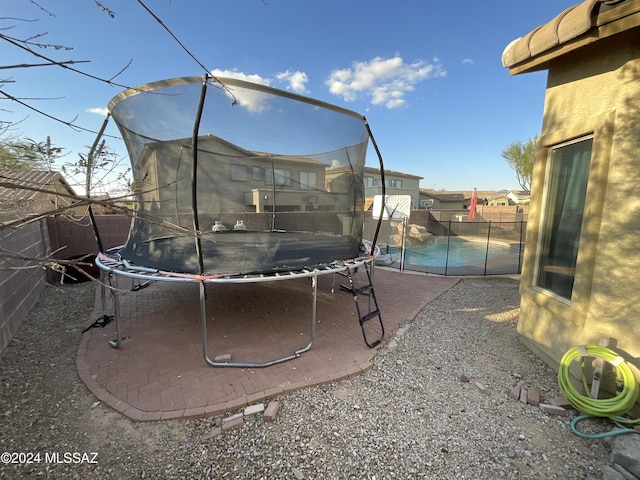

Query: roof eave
[[506, 1, 640, 76]]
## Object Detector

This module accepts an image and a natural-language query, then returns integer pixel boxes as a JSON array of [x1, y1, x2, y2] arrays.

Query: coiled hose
[[558, 345, 640, 439]]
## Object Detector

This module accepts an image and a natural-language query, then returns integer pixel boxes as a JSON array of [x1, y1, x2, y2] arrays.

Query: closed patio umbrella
[[468, 187, 478, 221]]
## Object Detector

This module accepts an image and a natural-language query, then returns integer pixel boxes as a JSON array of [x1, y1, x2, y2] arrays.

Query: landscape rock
[[610, 434, 640, 478]]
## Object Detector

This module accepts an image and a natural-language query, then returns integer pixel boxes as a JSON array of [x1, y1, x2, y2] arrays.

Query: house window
[[231, 164, 249, 181], [364, 176, 377, 187], [385, 179, 403, 188], [535, 136, 592, 300], [266, 168, 292, 186], [252, 166, 262, 181], [300, 171, 316, 189]]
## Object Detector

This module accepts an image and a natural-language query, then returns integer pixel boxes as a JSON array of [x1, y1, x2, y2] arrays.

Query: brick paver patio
[[76, 268, 458, 421]]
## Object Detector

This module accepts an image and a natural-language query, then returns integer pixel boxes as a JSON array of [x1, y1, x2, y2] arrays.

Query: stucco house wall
[[504, 1, 640, 378], [327, 166, 422, 210]]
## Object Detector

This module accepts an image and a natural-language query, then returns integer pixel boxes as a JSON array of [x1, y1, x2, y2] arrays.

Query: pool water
[[395, 238, 513, 268]]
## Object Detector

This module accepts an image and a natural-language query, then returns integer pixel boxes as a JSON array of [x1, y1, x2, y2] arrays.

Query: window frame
[[230, 164, 249, 182], [266, 168, 292, 186], [534, 135, 593, 301], [299, 171, 317, 190]]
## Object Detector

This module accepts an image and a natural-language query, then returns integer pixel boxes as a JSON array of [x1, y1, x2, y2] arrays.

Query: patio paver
[[76, 268, 459, 421]]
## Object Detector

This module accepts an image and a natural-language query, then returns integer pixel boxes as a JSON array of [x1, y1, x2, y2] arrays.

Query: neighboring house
[[418, 190, 465, 210], [326, 166, 422, 210], [503, 0, 640, 385], [486, 190, 529, 207], [137, 135, 331, 214], [487, 194, 510, 207], [420, 189, 498, 210], [0, 170, 83, 222], [506, 190, 530, 205]]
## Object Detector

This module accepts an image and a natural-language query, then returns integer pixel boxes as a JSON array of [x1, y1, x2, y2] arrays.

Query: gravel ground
[[0, 277, 615, 479]]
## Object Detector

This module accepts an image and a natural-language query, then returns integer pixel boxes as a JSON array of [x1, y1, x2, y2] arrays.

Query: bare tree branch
[[0, 60, 90, 70], [1, 34, 132, 89], [0, 88, 122, 137], [0, 178, 195, 236]]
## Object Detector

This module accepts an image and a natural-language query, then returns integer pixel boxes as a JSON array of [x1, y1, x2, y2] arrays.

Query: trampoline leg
[[200, 277, 318, 368], [293, 275, 317, 356], [108, 272, 123, 348], [100, 270, 107, 314]]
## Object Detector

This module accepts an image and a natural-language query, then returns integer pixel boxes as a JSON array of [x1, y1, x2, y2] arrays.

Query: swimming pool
[[396, 237, 514, 268]]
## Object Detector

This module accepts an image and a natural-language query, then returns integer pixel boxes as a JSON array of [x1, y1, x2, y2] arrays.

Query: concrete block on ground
[[550, 396, 571, 408], [244, 403, 265, 416], [519, 388, 528, 404], [527, 389, 540, 406], [539, 403, 567, 416], [264, 401, 280, 422], [509, 385, 521, 400], [222, 413, 244, 431], [202, 425, 222, 439]]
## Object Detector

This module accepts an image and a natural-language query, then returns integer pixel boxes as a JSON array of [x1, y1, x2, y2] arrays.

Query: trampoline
[[93, 74, 385, 367]]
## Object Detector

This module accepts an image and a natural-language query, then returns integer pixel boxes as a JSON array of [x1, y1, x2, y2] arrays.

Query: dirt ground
[[0, 279, 614, 479]]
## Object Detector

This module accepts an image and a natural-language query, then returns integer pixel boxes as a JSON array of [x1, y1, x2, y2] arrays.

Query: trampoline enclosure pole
[[191, 75, 209, 275], [364, 117, 385, 254], [86, 114, 111, 253]]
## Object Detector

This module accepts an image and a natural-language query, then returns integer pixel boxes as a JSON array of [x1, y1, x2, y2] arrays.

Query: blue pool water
[[396, 238, 513, 268]]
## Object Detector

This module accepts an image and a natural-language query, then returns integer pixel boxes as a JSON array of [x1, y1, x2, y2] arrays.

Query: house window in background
[[266, 168, 292, 186], [364, 176, 376, 187], [231, 164, 249, 181], [385, 179, 403, 188], [535, 136, 592, 300], [300, 171, 316, 189]]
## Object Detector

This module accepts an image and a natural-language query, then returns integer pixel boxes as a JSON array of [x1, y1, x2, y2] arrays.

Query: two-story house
[[325, 166, 422, 211]]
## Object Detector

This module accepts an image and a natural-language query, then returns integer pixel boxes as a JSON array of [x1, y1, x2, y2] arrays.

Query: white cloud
[[275, 70, 309, 93], [462, 58, 474, 65], [87, 107, 109, 116], [325, 55, 446, 109], [210, 68, 310, 112], [211, 69, 273, 113], [211, 69, 272, 87]]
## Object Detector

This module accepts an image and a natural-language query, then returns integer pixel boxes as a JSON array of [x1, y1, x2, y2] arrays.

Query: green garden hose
[[558, 345, 640, 439]]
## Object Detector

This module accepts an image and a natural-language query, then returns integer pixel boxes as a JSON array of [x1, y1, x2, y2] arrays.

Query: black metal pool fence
[[364, 215, 526, 276]]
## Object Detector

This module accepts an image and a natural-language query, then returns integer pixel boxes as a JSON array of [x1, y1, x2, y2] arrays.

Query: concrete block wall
[[46, 214, 131, 259], [0, 220, 49, 353], [0, 214, 131, 355]]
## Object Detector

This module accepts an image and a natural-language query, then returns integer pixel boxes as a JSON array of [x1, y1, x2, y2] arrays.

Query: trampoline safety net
[[108, 75, 369, 275]]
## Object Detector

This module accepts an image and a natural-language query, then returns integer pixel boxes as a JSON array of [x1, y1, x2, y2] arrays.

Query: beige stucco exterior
[[504, 1, 640, 382], [326, 166, 422, 210]]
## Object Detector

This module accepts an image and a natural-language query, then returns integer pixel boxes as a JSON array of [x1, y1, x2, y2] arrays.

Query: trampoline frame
[[95, 244, 377, 368], [89, 74, 388, 368]]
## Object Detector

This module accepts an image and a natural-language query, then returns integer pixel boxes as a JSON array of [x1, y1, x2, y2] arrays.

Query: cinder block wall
[[0, 219, 49, 353], [46, 214, 131, 258], [0, 214, 131, 355]]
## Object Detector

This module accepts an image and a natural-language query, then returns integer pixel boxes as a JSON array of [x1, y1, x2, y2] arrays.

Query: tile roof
[[0, 170, 75, 203], [0, 170, 77, 222], [502, 0, 640, 74], [328, 165, 423, 179]]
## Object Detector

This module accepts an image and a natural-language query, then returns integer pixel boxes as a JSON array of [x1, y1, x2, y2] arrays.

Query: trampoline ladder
[[342, 262, 384, 348]]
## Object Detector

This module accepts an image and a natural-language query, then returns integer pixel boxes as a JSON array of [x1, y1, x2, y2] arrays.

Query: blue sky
[[2, 0, 580, 194]]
